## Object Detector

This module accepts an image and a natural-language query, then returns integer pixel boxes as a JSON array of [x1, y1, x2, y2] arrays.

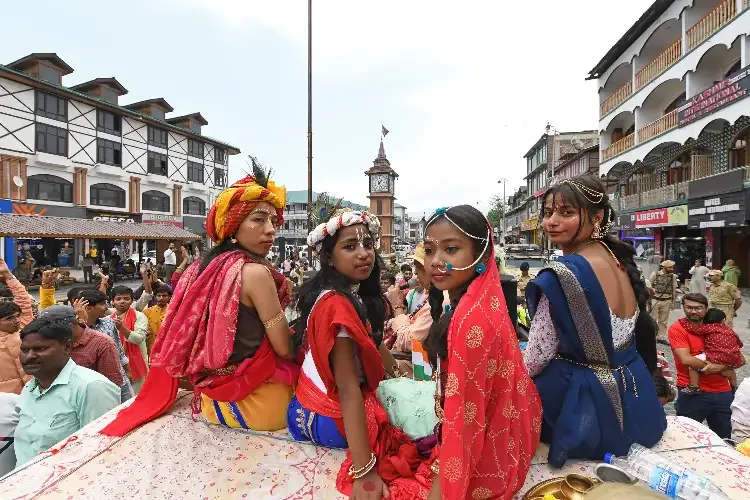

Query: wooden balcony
[[602, 134, 635, 161], [690, 155, 714, 180], [687, 0, 738, 51], [635, 38, 682, 90], [600, 80, 633, 117], [638, 109, 679, 143]]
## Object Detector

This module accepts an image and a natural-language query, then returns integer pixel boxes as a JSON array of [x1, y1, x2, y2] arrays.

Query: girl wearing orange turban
[[102, 159, 299, 437]]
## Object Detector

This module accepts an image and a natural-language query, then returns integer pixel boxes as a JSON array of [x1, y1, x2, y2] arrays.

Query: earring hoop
[[591, 221, 601, 240]]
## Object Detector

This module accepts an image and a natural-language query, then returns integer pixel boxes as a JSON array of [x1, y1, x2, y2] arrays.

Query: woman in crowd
[[524, 174, 665, 468], [422, 205, 541, 500], [102, 161, 298, 437], [723, 259, 741, 287], [288, 208, 430, 499]]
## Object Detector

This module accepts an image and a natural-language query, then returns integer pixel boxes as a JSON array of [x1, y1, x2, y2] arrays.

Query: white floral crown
[[307, 208, 382, 254]]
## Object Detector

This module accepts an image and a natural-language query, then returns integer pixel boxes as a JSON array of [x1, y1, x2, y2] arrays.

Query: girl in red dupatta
[[421, 205, 542, 500], [290, 209, 430, 500], [102, 160, 298, 437]]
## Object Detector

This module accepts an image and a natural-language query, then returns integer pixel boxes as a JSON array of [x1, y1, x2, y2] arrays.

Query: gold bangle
[[348, 453, 377, 479], [431, 458, 440, 476], [262, 310, 285, 330]]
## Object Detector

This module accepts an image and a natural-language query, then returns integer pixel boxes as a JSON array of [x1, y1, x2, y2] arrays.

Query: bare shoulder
[[241, 262, 273, 280]]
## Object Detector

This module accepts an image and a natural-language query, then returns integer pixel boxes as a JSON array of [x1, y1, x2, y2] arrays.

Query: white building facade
[[590, 1, 750, 282], [0, 53, 239, 267]]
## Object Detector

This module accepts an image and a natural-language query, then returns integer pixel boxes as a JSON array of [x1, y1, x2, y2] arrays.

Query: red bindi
[[363, 480, 376, 492]]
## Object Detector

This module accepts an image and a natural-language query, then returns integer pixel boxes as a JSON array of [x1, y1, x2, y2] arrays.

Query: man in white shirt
[[163, 242, 177, 283]]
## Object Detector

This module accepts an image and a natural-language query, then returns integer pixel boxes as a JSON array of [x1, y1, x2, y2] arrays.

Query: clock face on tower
[[370, 174, 389, 193]]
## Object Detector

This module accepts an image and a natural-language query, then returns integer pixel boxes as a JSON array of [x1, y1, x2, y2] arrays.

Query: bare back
[[577, 243, 637, 319]]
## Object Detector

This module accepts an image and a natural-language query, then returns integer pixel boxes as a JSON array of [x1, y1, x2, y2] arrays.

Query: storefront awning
[[0, 214, 202, 240]]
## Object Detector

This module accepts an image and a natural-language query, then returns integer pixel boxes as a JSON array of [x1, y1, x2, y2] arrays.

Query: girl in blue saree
[[525, 174, 666, 468]]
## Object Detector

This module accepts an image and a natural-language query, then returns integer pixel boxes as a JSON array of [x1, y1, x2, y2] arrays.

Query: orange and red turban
[[205, 174, 286, 243]]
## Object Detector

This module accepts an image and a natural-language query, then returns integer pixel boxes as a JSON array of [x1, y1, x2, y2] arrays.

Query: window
[[665, 93, 687, 114], [148, 126, 168, 148], [142, 190, 170, 212], [97, 139, 122, 166], [38, 64, 62, 84], [188, 139, 204, 159], [187, 161, 204, 183], [376, 199, 383, 213], [97, 110, 121, 135], [214, 168, 227, 187], [35, 123, 67, 156], [183, 196, 206, 215], [90, 183, 126, 208], [215, 147, 226, 164], [729, 129, 750, 169], [35, 90, 66, 121], [27, 174, 72, 203], [100, 87, 118, 104], [148, 151, 168, 176]]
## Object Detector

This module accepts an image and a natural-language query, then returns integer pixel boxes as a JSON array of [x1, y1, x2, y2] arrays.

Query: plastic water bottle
[[604, 444, 730, 499]]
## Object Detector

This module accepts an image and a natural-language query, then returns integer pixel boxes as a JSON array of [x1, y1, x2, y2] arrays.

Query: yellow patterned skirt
[[201, 382, 294, 431]]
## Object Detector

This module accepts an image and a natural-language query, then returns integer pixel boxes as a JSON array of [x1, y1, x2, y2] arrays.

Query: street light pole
[[307, 0, 313, 237]]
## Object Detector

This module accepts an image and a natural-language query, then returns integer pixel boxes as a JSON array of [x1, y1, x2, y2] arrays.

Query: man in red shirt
[[668, 293, 734, 438], [37, 303, 124, 388]]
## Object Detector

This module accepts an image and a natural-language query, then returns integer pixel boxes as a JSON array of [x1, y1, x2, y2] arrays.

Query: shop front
[[142, 214, 186, 262], [521, 214, 542, 247], [688, 169, 749, 285], [86, 210, 142, 266], [13, 203, 87, 270], [635, 204, 695, 281]]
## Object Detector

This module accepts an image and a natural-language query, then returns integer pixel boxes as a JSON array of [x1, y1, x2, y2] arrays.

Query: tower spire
[[378, 140, 386, 159]]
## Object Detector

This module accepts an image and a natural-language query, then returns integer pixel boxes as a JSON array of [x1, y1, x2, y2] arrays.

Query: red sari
[[298, 292, 430, 498], [427, 250, 542, 499]]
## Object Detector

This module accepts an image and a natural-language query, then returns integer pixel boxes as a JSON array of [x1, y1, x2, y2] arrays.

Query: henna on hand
[[362, 480, 376, 492]]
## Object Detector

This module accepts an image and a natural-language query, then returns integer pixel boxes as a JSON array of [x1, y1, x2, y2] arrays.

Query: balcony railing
[[621, 194, 640, 210], [687, 0, 738, 51], [601, 80, 633, 117], [638, 109, 679, 143], [635, 38, 682, 90], [691, 155, 714, 179], [602, 134, 635, 161]]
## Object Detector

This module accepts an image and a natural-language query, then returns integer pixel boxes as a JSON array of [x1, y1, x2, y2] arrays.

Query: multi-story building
[[277, 191, 368, 247], [394, 203, 407, 243], [406, 214, 426, 243], [522, 129, 598, 246], [0, 53, 238, 268], [590, 0, 750, 282], [503, 186, 528, 244]]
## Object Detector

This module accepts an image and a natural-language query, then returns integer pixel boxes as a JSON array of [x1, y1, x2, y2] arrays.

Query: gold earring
[[591, 222, 601, 239], [231, 237, 238, 244]]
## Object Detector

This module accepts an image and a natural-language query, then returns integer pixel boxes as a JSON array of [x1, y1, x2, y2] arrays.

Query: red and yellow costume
[[102, 173, 297, 437]]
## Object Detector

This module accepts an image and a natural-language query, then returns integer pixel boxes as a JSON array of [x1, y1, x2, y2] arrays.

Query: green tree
[[486, 194, 506, 231]]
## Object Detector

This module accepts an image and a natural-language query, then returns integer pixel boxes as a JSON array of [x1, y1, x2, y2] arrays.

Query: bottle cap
[[604, 453, 614, 464]]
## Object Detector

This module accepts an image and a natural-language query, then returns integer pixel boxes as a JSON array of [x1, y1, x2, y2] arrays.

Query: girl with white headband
[[421, 204, 541, 500], [287, 208, 427, 499]]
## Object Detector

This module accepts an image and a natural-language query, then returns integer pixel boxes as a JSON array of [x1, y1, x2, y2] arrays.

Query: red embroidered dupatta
[[101, 250, 295, 437], [436, 245, 542, 499], [111, 308, 147, 380]]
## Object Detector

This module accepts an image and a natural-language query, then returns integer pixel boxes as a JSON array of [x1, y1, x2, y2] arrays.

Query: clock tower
[[365, 141, 398, 254]]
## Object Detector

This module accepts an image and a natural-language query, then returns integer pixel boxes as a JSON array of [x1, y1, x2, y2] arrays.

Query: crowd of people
[[0, 168, 748, 498]]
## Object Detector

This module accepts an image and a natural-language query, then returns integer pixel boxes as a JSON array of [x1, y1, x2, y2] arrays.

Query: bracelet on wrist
[[348, 453, 377, 479]]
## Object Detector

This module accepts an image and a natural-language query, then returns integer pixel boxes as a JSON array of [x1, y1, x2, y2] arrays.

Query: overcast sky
[[2, 0, 654, 214]]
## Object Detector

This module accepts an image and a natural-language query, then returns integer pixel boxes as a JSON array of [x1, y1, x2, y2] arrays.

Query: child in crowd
[[685, 308, 744, 393], [652, 373, 674, 406], [109, 286, 149, 393], [517, 296, 529, 328]]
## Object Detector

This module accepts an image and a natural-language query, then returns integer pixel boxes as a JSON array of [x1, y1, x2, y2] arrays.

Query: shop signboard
[[678, 65, 750, 127], [15, 203, 87, 218], [521, 217, 538, 231], [688, 190, 746, 229], [688, 169, 744, 199], [87, 210, 141, 224], [142, 213, 184, 228], [635, 205, 688, 228], [183, 215, 206, 234], [613, 213, 636, 230]]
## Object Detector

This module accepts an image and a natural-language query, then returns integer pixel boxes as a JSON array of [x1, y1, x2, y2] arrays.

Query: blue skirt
[[287, 396, 348, 449]]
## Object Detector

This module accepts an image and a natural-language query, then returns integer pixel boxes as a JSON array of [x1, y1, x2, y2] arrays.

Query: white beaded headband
[[307, 208, 382, 254]]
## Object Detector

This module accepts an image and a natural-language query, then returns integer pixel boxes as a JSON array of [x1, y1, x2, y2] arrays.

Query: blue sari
[[526, 255, 666, 468]]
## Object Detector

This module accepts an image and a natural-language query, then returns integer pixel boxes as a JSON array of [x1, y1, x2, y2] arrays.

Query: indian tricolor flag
[[412, 340, 432, 381]]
